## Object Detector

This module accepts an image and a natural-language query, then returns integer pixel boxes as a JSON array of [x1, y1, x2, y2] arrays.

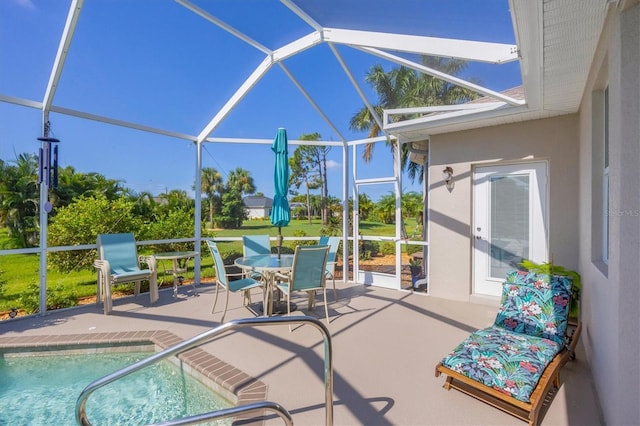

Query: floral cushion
[[494, 270, 573, 346], [440, 326, 562, 402]]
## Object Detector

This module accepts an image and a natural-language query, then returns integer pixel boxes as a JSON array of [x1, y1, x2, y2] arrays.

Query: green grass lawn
[[0, 218, 418, 313]]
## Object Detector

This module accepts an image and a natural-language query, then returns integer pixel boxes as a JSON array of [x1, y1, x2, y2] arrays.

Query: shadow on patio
[[0, 280, 602, 425]]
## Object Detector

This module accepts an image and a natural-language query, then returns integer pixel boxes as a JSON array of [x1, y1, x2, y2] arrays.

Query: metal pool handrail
[[151, 401, 292, 426], [75, 315, 333, 426]]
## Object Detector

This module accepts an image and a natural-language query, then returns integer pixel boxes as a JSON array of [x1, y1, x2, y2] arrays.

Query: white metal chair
[[208, 240, 265, 322], [242, 234, 271, 257], [319, 236, 340, 300], [275, 245, 330, 330], [241, 234, 271, 280], [94, 233, 158, 315]]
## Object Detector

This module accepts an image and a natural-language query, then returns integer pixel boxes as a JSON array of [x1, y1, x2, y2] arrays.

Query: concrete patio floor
[[0, 281, 603, 425]]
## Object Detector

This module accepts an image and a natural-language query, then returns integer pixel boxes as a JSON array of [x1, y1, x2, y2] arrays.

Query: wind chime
[[37, 122, 60, 212]]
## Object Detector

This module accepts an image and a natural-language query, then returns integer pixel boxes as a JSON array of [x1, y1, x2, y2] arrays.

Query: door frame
[[472, 161, 549, 297]]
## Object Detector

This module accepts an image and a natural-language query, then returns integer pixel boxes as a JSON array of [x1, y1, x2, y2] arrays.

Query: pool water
[[0, 351, 233, 425]]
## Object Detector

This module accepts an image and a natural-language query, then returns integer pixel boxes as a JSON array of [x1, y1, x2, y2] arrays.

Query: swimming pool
[[0, 350, 232, 424], [0, 330, 268, 425]]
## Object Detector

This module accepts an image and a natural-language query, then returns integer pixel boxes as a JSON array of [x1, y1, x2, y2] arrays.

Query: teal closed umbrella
[[270, 128, 290, 258]]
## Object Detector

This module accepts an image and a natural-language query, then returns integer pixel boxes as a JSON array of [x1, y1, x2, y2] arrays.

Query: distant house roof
[[466, 85, 525, 104], [243, 195, 273, 208]]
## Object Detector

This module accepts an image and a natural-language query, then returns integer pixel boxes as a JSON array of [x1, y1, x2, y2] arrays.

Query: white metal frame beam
[[0, 94, 197, 141], [384, 103, 530, 134], [0, 94, 43, 109], [349, 135, 394, 146], [280, 0, 323, 32], [328, 43, 385, 135], [278, 63, 346, 141], [272, 32, 322, 62], [322, 28, 519, 64], [357, 46, 525, 106], [50, 105, 197, 141], [383, 102, 507, 126], [175, 0, 271, 54], [204, 136, 344, 147], [43, 0, 84, 112], [196, 56, 273, 143], [181, 0, 524, 144], [179, 0, 325, 143]]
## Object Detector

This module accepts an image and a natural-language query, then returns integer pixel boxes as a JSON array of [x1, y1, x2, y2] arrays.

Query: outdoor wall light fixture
[[442, 166, 454, 183], [442, 166, 454, 191]]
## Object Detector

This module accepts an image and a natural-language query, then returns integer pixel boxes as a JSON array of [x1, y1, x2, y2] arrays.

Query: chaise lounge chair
[[435, 269, 581, 426]]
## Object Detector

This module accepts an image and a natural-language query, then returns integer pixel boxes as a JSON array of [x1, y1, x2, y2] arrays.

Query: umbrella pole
[[277, 226, 283, 259]]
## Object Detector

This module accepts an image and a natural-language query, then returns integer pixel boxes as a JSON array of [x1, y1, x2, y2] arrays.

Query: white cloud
[[326, 159, 341, 169], [14, 0, 36, 10]]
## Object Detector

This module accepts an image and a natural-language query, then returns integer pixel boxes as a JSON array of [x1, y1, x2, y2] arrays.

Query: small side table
[[154, 251, 199, 298]]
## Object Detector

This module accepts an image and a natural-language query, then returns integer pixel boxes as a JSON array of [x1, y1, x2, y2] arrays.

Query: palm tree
[[374, 193, 397, 224], [129, 190, 157, 220], [0, 153, 40, 247], [227, 168, 256, 195], [159, 189, 193, 212], [402, 191, 423, 221], [350, 56, 480, 182], [200, 167, 223, 229], [50, 167, 124, 209], [357, 193, 374, 220], [401, 191, 424, 239]]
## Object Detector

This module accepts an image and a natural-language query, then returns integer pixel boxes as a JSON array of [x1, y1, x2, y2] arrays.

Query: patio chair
[[434, 270, 582, 426], [207, 240, 265, 323], [242, 234, 271, 257], [274, 245, 330, 331], [319, 236, 340, 300], [94, 233, 158, 315], [242, 234, 271, 280]]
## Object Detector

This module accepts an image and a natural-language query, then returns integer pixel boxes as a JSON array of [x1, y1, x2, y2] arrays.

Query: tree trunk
[[209, 199, 215, 229], [320, 151, 328, 225], [305, 183, 312, 225]]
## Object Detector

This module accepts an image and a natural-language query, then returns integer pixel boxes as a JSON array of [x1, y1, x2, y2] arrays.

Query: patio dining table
[[234, 254, 296, 316]]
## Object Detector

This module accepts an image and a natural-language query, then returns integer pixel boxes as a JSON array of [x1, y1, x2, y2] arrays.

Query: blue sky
[[0, 0, 521, 201]]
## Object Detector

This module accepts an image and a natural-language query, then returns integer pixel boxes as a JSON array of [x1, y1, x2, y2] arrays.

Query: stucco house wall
[[425, 4, 640, 423], [427, 114, 580, 303], [577, 3, 640, 425]]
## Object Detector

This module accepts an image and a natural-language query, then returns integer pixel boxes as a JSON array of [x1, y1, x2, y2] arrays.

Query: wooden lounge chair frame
[[435, 271, 581, 426]]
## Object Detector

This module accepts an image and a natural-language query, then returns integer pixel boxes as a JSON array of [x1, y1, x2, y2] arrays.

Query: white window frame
[[602, 86, 609, 265]]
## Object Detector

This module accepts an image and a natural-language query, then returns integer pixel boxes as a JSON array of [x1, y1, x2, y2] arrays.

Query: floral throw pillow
[[494, 270, 573, 346]]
